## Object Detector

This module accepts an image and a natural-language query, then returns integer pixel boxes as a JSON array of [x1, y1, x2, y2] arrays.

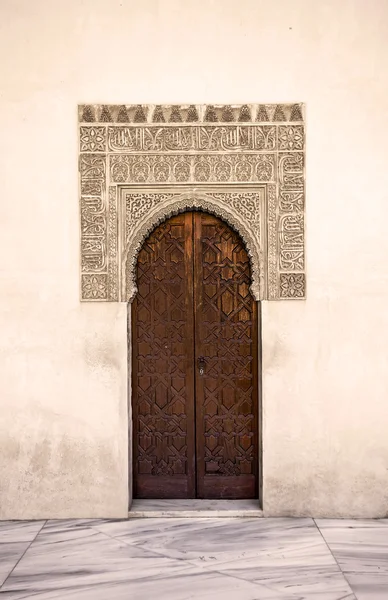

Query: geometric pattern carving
[[80, 127, 106, 152], [79, 103, 306, 301], [122, 187, 265, 303], [132, 212, 258, 498], [197, 214, 257, 492], [280, 273, 306, 298], [133, 216, 191, 488], [81, 274, 108, 299]]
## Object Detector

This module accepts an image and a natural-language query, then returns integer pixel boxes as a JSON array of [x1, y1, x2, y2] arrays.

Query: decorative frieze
[[79, 103, 304, 125], [103, 125, 278, 153], [109, 154, 276, 184], [78, 103, 306, 302]]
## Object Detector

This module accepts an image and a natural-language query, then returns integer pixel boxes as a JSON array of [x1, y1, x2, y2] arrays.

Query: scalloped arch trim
[[122, 192, 264, 302]]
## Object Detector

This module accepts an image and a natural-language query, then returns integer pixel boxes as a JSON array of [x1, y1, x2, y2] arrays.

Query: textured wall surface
[[1, 0, 388, 518]]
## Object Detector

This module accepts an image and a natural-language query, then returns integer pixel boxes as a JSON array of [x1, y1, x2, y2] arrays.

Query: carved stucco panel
[[78, 103, 306, 302], [121, 188, 265, 302]]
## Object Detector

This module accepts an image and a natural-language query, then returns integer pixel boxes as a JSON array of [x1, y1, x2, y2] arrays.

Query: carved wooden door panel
[[194, 213, 258, 499], [132, 211, 258, 499], [132, 213, 195, 498]]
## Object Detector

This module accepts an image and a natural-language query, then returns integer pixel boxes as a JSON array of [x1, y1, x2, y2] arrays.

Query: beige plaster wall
[[1, 0, 388, 518]]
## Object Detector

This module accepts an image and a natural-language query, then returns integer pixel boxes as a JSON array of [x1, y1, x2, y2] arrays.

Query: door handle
[[198, 356, 206, 376]]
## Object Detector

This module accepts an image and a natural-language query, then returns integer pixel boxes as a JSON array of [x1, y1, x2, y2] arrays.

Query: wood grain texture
[[132, 212, 258, 499], [194, 213, 258, 498], [132, 213, 195, 498]]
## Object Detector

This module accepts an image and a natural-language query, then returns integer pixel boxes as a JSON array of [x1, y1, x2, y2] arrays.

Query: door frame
[[127, 208, 263, 509], [78, 103, 306, 304]]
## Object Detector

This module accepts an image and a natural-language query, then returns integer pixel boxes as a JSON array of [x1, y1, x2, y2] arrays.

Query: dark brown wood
[[132, 211, 258, 499], [132, 213, 196, 498], [194, 212, 258, 499]]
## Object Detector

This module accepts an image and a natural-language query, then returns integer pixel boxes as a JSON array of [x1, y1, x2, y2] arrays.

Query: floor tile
[[0, 521, 45, 544], [316, 519, 388, 573], [0, 520, 193, 598], [0, 542, 31, 587], [345, 572, 388, 600], [0, 570, 285, 600], [316, 518, 388, 599], [93, 516, 319, 560], [92, 518, 355, 598], [4, 518, 387, 599]]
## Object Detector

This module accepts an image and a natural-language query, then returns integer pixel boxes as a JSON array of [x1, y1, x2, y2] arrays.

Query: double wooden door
[[132, 211, 258, 499]]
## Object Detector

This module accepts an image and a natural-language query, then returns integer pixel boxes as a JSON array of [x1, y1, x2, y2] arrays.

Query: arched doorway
[[131, 211, 259, 499]]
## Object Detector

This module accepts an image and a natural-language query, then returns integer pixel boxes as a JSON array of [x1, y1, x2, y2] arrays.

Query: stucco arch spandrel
[[122, 192, 264, 303]]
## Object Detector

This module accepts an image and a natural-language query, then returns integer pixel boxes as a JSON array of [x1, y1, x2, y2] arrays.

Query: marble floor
[[0, 517, 387, 599]]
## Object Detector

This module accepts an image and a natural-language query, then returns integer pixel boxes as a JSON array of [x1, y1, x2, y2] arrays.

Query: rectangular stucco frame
[[78, 103, 305, 302]]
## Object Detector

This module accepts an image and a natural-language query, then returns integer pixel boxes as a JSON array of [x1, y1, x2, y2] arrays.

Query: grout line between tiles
[[0, 521, 47, 591], [93, 520, 354, 596], [313, 518, 359, 600], [91, 522, 283, 592], [89, 523, 189, 564]]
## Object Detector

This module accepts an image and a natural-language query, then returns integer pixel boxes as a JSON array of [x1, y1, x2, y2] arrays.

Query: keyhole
[[198, 357, 205, 376]]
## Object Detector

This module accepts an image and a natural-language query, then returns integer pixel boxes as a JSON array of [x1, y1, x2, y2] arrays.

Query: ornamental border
[[78, 103, 306, 302]]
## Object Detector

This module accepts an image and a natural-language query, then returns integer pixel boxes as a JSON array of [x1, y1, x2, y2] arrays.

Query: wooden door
[[194, 213, 258, 498], [132, 211, 258, 499], [132, 213, 195, 498]]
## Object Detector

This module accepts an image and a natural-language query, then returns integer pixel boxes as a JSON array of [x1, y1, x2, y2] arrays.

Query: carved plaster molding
[[79, 103, 304, 124], [121, 188, 265, 302], [79, 103, 306, 302]]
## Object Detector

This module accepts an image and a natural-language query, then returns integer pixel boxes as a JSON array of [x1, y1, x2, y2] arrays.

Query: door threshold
[[128, 499, 263, 518]]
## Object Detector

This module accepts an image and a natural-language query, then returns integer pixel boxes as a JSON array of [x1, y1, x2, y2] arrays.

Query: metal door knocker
[[198, 356, 206, 376]]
